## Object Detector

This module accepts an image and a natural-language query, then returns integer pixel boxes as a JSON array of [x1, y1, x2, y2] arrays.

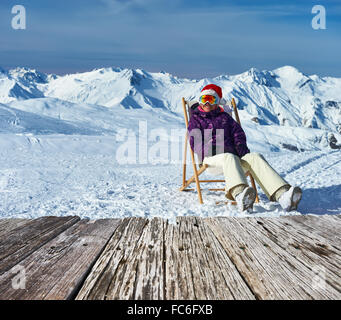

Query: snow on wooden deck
[[0, 215, 340, 300]]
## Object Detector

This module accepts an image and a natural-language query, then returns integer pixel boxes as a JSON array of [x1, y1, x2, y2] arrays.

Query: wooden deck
[[0, 215, 340, 300]]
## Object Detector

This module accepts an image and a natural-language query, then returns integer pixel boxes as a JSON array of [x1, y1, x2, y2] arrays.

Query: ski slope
[[0, 133, 340, 222], [0, 65, 340, 220]]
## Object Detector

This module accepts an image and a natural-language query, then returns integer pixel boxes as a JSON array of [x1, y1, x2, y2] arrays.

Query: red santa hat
[[199, 84, 227, 105]]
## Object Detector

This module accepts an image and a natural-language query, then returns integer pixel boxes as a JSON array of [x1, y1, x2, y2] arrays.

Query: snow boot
[[235, 186, 256, 213], [278, 186, 302, 211]]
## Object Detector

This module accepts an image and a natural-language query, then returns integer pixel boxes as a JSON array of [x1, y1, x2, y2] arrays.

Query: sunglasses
[[199, 95, 218, 105]]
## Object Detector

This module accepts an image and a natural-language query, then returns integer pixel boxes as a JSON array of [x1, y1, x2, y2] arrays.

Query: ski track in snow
[[0, 135, 340, 222]]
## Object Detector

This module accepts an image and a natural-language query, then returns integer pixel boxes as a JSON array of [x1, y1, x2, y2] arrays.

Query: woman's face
[[201, 102, 218, 112]]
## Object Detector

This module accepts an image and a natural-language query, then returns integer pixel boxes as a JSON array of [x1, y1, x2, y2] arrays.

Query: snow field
[[1, 134, 340, 221]]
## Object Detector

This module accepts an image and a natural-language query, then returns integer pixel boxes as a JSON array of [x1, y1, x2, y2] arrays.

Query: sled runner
[[180, 97, 259, 205]]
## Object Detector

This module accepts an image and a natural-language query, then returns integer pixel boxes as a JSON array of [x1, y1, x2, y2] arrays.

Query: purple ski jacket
[[187, 107, 250, 161]]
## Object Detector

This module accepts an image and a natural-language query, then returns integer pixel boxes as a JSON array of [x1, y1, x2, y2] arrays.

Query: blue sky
[[0, 0, 340, 78]]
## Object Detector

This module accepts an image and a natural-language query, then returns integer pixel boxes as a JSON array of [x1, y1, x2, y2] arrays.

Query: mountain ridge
[[0, 65, 340, 139]]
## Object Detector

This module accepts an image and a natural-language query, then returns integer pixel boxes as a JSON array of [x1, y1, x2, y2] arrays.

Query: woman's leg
[[203, 152, 249, 199], [241, 152, 290, 200], [220, 153, 248, 190], [221, 153, 249, 199]]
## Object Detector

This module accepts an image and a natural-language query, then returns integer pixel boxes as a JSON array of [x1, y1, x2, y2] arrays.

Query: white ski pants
[[203, 152, 290, 200]]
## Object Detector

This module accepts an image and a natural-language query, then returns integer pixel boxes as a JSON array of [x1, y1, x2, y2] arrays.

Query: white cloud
[[100, 0, 155, 14]]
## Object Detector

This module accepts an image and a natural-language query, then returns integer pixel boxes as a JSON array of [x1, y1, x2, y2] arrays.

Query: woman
[[188, 84, 302, 212]]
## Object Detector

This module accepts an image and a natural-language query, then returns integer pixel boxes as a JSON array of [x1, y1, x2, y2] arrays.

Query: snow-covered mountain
[[0, 65, 341, 151]]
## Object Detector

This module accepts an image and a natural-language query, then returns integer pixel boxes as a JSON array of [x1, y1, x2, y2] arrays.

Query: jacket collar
[[194, 106, 223, 117]]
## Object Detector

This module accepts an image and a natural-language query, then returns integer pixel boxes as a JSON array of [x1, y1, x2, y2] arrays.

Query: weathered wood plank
[[316, 215, 341, 237], [164, 217, 256, 300], [164, 217, 194, 300], [0, 216, 80, 275], [282, 215, 341, 249], [244, 217, 341, 296], [0, 218, 120, 300], [0, 219, 29, 235], [76, 217, 162, 300], [126, 217, 165, 300], [0, 215, 339, 300], [325, 214, 341, 222], [204, 217, 340, 299]]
